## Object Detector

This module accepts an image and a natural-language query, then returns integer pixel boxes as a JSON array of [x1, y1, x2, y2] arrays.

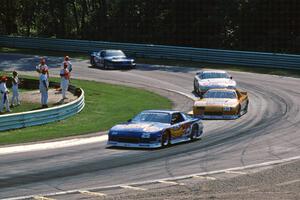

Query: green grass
[[0, 78, 172, 145], [4, 102, 40, 114], [1, 46, 300, 78], [0, 47, 88, 60]]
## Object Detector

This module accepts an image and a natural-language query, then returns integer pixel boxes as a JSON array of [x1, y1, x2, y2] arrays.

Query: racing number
[[170, 113, 187, 138], [171, 124, 185, 138]]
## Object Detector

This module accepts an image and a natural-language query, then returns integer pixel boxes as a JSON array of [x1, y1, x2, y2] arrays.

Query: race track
[[0, 53, 300, 199]]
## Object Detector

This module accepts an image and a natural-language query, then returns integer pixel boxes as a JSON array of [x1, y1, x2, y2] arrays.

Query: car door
[[170, 113, 188, 139], [94, 51, 105, 66]]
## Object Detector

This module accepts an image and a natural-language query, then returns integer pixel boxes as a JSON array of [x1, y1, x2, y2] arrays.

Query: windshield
[[204, 90, 237, 99], [132, 112, 170, 124], [105, 50, 126, 57], [200, 72, 230, 79]]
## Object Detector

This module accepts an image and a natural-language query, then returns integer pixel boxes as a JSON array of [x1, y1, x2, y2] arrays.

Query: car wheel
[[190, 124, 198, 140], [237, 104, 242, 116], [103, 61, 108, 70], [90, 57, 96, 67], [244, 100, 249, 113], [194, 82, 199, 95], [161, 131, 170, 148]]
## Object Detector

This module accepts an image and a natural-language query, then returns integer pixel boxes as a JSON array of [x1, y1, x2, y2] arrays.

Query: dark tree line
[[1, 0, 300, 53]]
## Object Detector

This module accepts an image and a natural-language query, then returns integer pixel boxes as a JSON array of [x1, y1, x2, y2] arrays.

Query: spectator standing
[[39, 69, 49, 108], [63, 56, 72, 73], [60, 62, 70, 99], [36, 57, 49, 78], [11, 71, 20, 107], [0, 76, 11, 113]]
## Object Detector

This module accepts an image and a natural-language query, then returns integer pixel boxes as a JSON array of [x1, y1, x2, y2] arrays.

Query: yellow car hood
[[194, 98, 238, 107]]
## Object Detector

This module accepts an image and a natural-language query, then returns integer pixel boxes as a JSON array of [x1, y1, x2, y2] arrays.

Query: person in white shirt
[[36, 57, 49, 78], [11, 71, 20, 107], [39, 69, 49, 108], [0, 76, 11, 113], [63, 56, 73, 73], [60, 62, 70, 99]]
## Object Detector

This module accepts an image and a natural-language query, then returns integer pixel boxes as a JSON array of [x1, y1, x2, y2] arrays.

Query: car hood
[[105, 56, 133, 61], [110, 122, 169, 133], [194, 98, 238, 107], [198, 78, 236, 87]]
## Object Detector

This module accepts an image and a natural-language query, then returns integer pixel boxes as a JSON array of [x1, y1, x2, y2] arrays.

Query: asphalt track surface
[[0, 53, 300, 199]]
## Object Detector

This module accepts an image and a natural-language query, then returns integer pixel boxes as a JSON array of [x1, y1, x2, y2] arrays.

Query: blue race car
[[107, 110, 203, 148], [90, 49, 136, 69]]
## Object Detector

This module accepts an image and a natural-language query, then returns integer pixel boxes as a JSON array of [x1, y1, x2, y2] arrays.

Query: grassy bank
[[0, 47, 88, 60], [0, 78, 172, 145], [0, 102, 40, 115]]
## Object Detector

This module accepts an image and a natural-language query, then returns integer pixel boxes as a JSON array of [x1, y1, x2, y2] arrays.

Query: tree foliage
[[0, 0, 299, 53]]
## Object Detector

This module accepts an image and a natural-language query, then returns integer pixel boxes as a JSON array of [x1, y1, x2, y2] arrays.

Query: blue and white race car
[[107, 110, 203, 148], [90, 49, 135, 69]]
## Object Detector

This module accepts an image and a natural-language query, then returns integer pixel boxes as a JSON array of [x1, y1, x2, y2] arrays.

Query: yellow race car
[[193, 88, 249, 119]]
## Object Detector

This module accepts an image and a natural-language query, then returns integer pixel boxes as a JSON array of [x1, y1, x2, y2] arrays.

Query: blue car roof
[[141, 110, 180, 114]]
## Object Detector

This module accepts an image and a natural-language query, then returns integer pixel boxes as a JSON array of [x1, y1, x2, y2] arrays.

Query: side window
[[182, 113, 191, 120], [197, 72, 203, 79], [171, 113, 185, 124], [100, 51, 106, 57]]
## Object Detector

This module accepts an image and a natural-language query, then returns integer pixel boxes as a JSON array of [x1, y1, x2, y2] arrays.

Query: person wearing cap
[[63, 56, 72, 73], [36, 57, 49, 78], [11, 71, 20, 107], [39, 69, 49, 108], [0, 76, 11, 113], [60, 62, 70, 99]]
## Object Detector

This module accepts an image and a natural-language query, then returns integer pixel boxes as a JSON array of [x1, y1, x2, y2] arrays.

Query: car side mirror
[[127, 119, 132, 123]]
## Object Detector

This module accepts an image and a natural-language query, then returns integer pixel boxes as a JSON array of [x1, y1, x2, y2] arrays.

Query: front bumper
[[194, 114, 239, 120], [107, 141, 161, 148], [107, 61, 135, 68]]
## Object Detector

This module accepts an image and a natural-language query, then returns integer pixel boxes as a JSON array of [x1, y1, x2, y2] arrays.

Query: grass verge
[[0, 78, 172, 145], [0, 47, 89, 60], [1, 102, 40, 115], [1, 47, 300, 78]]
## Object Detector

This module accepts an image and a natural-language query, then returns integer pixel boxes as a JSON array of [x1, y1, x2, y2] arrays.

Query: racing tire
[[90, 57, 96, 67], [193, 83, 197, 94], [103, 62, 107, 70], [237, 104, 242, 117], [190, 125, 199, 140], [161, 131, 171, 148], [244, 100, 249, 113], [193, 82, 199, 96]]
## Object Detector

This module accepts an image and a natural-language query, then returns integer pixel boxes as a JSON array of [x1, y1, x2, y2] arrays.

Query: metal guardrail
[[1, 35, 300, 69], [0, 86, 85, 131]]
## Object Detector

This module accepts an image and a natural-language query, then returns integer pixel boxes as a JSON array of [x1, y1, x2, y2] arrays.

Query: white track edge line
[[3, 155, 300, 200], [0, 135, 107, 155]]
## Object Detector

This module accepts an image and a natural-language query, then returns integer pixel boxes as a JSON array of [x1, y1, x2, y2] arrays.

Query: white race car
[[193, 70, 237, 96]]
